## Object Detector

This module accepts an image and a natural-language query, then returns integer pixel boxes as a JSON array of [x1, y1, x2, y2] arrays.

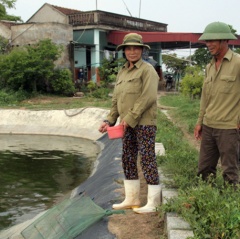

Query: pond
[[0, 134, 100, 230]]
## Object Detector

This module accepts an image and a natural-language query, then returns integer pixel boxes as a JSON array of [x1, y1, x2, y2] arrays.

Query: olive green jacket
[[107, 58, 159, 128], [197, 49, 240, 129]]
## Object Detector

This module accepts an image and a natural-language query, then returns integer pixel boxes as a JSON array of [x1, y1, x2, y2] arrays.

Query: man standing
[[194, 22, 240, 186]]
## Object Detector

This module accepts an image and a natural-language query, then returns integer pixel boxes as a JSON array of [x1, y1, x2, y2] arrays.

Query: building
[[1, 3, 240, 83], [0, 3, 167, 82]]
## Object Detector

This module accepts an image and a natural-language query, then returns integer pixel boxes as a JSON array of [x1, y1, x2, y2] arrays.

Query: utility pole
[[96, 0, 98, 10], [139, 0, 141, 18], [189, 41, 192, 65]]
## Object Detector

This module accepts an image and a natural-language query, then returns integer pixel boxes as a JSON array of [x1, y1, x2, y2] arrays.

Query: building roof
[[26, 3, 82, 22], [51, 5, 82, 15], [0, 20, 19, 28], [108, 31, 240, 49]]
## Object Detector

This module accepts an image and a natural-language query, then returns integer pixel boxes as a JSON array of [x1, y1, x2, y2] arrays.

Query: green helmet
[[199, 21, 237, 41]]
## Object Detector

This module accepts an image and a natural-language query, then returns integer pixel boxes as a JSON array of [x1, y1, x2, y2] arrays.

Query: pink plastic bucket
[[107, 125, 124, 139]]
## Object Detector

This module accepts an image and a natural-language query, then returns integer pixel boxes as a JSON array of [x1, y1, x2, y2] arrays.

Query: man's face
[[205, 40, 224, 56], [124, 46, 143, 63]]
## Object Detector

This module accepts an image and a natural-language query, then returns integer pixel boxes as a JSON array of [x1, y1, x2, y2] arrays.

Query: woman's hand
[[98, 122, 109, 133], [121, 120, 129, 131]]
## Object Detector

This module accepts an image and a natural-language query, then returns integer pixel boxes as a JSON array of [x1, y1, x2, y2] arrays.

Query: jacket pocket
[[219, 75, 236, 93], [125, 78, 141, 94]]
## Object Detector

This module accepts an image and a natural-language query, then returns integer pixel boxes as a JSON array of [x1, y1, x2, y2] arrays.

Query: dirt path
[[108, 161, 165, 239]]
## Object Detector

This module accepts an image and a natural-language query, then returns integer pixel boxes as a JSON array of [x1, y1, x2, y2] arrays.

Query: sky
[[7, 0, 240, 57]]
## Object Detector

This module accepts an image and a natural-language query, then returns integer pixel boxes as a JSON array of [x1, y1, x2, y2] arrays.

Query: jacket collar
[[210, 48, 233, 64], [123, 58, 143, 69]]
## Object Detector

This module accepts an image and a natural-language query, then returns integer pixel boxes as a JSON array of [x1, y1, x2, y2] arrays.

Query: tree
[[24, 39, 63, 92], [162, 53, 189, 73], [191, 48, 211, 69], [0, 0, 22, 22], [228, 24, 237, 35], [0, 39, 74, 95], [0, 0, 16, 8], [233, 48, 240, 54], [98, 57, 125, 86], [0, 35, 8, 53]]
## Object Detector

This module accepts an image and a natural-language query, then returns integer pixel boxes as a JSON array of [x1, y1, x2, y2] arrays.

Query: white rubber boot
[[133, 184, 161, 214], [112, 179, 141, 209]]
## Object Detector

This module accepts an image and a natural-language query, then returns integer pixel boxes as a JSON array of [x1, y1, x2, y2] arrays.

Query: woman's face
[[124, 46, 143, 63]]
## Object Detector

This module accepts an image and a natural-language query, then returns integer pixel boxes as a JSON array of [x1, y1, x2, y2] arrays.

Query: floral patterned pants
[[122, 125, 159, 185]]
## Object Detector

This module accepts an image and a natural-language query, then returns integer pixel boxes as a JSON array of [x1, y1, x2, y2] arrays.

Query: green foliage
[[0, 39, 65, 94], [162, 53, 189, 73], [98, 57, 125, 86], [180, 66, 204, 99], [191, 48, 211, 69], [156, 110, 199, 189], [228, 24, 237, 35], [0, 0, 16, 8], [161, 179, 240, 239], [0, 89, 30, 104], [159, 94, 200, 133], [0, 3, 6, 17], [50, 68, 75, 96], [90, 87, 111, 99], [86, 81, 97, 92], [233, 48, 240, 54], [78, 57, 125, 99], [157, 94, 240, 238], [0, 0, 22, 22], [0, 36, 8, 54], [0, 48, 28, 90]]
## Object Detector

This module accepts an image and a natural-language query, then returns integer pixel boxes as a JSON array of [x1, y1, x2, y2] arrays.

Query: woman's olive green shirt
[[107, 58, 159, 128], [197, 49, 240, 129]]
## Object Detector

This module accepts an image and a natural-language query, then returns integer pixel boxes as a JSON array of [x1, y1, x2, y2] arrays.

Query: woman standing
[[99, 33, 160, 213]]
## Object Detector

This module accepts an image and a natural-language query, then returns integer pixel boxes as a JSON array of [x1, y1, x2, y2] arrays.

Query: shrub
[[0, 39, 63, 93], [50, 68, 75, 96], [90, 87, 111, 99], [98, 57, 125, 86], [86, 81, 97, 92], [180, 66, 204, 99], [0, 89, 30, 105]]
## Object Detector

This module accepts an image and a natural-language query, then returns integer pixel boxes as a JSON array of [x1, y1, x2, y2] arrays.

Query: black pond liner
[[73, 134, 124, 239]]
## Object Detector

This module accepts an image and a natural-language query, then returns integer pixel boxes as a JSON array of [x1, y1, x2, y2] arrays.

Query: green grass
[[157, 94, 240, 239], [160, 94, 200, 133], [0, 94, 112, 110]]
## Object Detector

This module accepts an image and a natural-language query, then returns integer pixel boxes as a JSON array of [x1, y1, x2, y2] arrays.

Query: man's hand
[[194, 124, 202, 140]]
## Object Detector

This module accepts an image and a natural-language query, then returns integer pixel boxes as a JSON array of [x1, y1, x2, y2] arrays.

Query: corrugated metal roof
[[108, 31, 240, 49]]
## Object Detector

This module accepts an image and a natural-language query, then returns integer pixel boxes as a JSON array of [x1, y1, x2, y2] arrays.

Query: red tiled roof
[[51, 5, 82, 15]]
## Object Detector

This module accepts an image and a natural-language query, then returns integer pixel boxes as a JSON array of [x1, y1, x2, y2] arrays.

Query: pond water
[[0, 134, 100, 230]]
